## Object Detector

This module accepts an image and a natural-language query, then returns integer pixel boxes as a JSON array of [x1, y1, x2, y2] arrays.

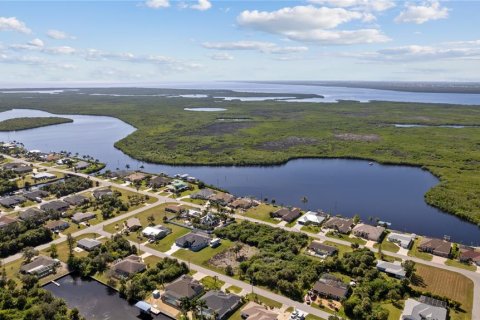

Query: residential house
[[0, 196, 26, 208], [3, 162, 24, 170], [199, 290, 242, 320], [387, 232, 415, 249], [208, 192, 235, 206], [77, 238, 102, 251], [190, 188, 216, 200], [31, 172, 56, 181], [459, 247, 480, 266], [400, 297, 447, 320], [45, 220, 70, 232], [125, 172, 147, 183], [142, 225, 171, 240], [241, 302, 279, 320], [376, 260, 406, 279], [126, 217, 142, 231], [162, 275, 204, 307], [19, 207, 47, 222], [75, 161, 90, 170], [112, 255, 146, 278], [167, 179, 189, 193], [12, 166, 33, 174], [312, 274, 349, 301], [271, 207, 302, 223], [108, 170, 134, 179], [93, 188, 114, 199], [418, 237, 452, 258], [230, 198, 256, 210], [175, 232, 211, 252], [352, 223, 385, 242], [298, 211, 328, 226], [40, 200, 70, 213], [20, 255, 60, 278], [308, 241, 338, 258], [0, 215, 17, 229], [200, 213, 220, 228], [64, 194, 89, 206], [23, 190, 49, 202], [323, 217, 354, 234], [165, 205, 183, 214], [149, 176, 171, 188], [71, 212, 97, 224]]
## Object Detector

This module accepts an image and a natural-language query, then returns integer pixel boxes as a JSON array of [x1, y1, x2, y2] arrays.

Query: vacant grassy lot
[[242, 204, 280, 224], [411, 263, 473, 320]]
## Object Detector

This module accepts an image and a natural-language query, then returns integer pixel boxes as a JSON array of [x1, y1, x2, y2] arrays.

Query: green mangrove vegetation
[[0, 117, 73, 131], [0, 88, 480, 225]]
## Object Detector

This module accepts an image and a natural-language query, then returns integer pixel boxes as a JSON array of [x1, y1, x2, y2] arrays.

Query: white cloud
[[145, 0, 170, 9], [202, 41, 308, 54], [45, 46, 76, 55], [28, 38, 44, 48], [190, 0, 212, 11], [209, 52, 234, 60], [237, 5, 389, 45], [308, 0, 395, 12], [395, 1, 449, 24], [0, 17, 31, 34], [47, 29, 76, 40]]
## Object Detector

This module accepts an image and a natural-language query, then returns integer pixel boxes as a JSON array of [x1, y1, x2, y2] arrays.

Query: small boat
[[378, 220, 391, 227], [369, 162, 374, 166]]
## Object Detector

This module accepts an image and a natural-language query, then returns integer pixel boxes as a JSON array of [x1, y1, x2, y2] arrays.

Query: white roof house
[[142, 225, 170, 239], [387, 232, 415, 249], [32, 172, 56, 180], [376, 260, 406, 279], [297, 211, 327, 225], [401, 298, 447, 320]]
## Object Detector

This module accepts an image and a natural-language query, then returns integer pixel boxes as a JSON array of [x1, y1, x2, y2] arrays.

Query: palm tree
[[197, 299, 207, 320], [179, 297, 191, 317]]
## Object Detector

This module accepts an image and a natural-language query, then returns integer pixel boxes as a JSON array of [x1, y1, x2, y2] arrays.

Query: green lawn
[[408, 238, 433, 261], [373, 238, 400, 253], [172, 239, 234, 271], [323, 240, 353, 257], [445, 259, 477, 271], [382, 303, 403, 320], [301, 225, 322, 234], [242, 204, 280, 224], [227, 285, 243, 294], [326, 231, 367, 245], [245, 293, 282, 309], [200, 276, 225, 290], [147, 223, 191, 252], [305, 314, 326, 320]]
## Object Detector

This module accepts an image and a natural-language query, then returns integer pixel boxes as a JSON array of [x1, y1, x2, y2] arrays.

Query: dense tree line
[[0, 223, 52, 258], [0, 169, 18, 195], [67, 234, 137, 277], [41, 176, 93, 197], [118, 257, 189, 301]]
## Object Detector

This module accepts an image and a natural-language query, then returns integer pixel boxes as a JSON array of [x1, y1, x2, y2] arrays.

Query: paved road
[[2, 155, 479, 319]]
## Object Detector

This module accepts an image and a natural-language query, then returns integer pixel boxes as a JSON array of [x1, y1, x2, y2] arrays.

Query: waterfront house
[[418, 237, 452, 258], [323, 217, 354, 234], [376, 260, 406, 279], [20, 255, 60, 278], [108, 170, 134, 179], [149, 176, 171, 188], [272, 207, 302, 223], [64, 194, 89, 206], [0, 215, 18, 229], [112, 255, 146, 278], [352, 223, 385, 242], [125, 172, 147, 183], [0, 196, 26, 208], [312, 274, 349, 301], [32, 172, 56, 181], [308, 241, 338, 258], [142, 225, 171, 240], [298, 211, 328, 226], [71, 212, 97, 224], [208, 192, 235, 206], [387, 232, 415, 249], [167, 179, 189, 193], [459, 247, 480, 266], [75, 161, 90, 170], [175, 232, 211, 252], [162, 275, 204, 307], [126, 217, 142, 231], [229, 198, 256, 210], [23, 190, 49, 202], [45, 220, 70, 232], [191, 188, 216, 200], [19, 207, 47, 222], [41, 200, 70, 214], [93, 188, 114, 199], [199, 290, 242, 320], [241, 302, 278, 320], [77, 238, 102, 251], [400, 297, 447, 320]]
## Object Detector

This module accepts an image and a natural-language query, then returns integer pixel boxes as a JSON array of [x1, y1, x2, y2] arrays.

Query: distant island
[[0, 117, 73, 131]]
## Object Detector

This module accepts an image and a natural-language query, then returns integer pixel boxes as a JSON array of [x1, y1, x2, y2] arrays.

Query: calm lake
[[0, 108, 479, 245], [44, 274, 172, 320]]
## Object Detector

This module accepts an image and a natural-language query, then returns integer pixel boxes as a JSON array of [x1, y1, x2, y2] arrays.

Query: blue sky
[[0, 0, 479, 84]]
